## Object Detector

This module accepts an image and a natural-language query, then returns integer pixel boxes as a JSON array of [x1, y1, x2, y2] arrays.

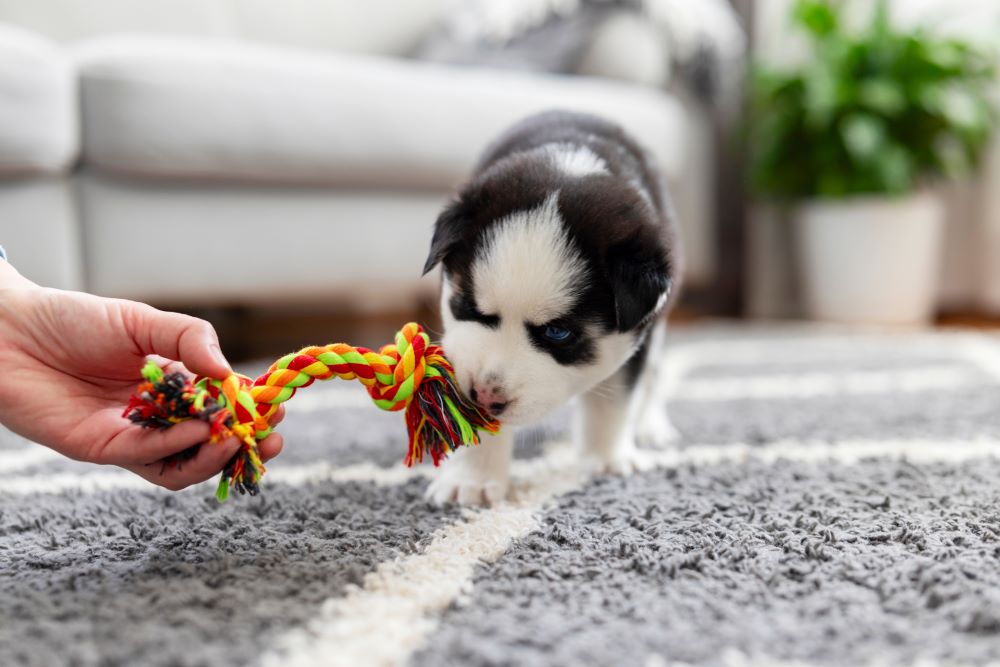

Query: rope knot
[[367, 322, 429, 410]]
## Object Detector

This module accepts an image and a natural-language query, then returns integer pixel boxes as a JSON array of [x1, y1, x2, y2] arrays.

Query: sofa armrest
[[0, 23, 78, 174]]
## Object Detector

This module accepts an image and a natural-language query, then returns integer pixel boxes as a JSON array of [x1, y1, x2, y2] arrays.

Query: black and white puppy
[[422, 110, 682, 505]]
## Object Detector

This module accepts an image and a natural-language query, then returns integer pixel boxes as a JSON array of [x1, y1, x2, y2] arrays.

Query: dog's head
[[423, 154, 675, 425]]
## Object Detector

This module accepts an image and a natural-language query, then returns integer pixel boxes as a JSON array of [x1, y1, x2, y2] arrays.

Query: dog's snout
[[471, 379, 509, 416]]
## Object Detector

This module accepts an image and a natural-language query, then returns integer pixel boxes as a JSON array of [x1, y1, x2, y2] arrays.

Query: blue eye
[[544, 325, 572, 342]]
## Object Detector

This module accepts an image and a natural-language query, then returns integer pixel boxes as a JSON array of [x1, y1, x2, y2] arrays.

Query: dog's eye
[[526, 321, 591, 364], [543, 325, 573, 342]]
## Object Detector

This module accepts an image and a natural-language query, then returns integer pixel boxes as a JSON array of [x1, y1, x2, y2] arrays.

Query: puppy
[[422, 110, 682, 505]]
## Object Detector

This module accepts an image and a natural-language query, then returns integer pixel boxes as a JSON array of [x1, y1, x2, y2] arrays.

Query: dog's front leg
[[578, 363, 651, 475], [425, 428, 514, 506], [632, 321, 682, 448]]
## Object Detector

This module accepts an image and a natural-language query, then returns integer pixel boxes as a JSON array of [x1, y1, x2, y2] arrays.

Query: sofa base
[[78, 172, 447, 310]]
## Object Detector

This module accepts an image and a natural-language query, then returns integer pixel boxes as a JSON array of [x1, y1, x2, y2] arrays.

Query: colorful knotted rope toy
[[123, 322, 500, 501]]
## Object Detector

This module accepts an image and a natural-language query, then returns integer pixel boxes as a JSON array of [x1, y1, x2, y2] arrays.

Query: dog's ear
[[422, 199, 465, 275], [607, 236, 671, 332]]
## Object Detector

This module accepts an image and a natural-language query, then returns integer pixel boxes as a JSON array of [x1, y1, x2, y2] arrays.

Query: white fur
[[544, 143, 609, 177], [578, 367, 649, 474], [425, 429, 515, 506], [472, 192, 587, 323], [579, 319, 677, 473], [628, 321, 681, 450]]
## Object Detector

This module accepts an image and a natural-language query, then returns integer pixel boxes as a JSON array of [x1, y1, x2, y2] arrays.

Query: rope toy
[[123, 322, 500, 501]]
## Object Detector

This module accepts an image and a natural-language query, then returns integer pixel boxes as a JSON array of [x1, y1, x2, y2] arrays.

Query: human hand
[[0, 264, 284, 490]]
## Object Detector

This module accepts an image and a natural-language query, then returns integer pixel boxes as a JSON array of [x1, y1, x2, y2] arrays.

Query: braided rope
[[124, 323, 499, 500]]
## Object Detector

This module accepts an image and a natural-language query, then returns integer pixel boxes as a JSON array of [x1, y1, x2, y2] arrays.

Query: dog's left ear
[[422, 199, 465, 275], [607, 237, 671, 332]]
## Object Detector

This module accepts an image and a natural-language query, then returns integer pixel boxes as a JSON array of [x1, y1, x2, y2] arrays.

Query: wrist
[[0, 256, 35, 290]]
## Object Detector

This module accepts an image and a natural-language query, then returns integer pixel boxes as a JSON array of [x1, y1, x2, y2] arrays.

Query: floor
[[3, 324, 1000, 666]]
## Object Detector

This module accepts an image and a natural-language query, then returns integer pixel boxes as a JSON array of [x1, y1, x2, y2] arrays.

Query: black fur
[[449, 289, 500, 329], [624, 333, 651, 388]]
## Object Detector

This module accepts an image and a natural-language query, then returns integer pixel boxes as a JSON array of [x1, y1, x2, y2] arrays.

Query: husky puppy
[[422, 110, 682, 505]]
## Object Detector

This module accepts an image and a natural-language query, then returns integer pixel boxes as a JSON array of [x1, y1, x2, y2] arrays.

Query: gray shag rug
[[3, 325, 1000, 667]]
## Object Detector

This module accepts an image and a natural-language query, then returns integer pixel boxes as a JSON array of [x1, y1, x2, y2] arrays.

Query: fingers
[[145, 354, 191, 378], [130, 435, 279, 492], [125, 303, 232, 380], [125, 436, 242, 491], [256, 407, 285, 462], [101, 418, 213, 466], [258, 433, 284, 463], [111, 398, 289, 492]]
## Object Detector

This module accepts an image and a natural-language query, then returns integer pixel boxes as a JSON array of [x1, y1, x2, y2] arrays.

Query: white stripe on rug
[[0, 460, 427, 496], [0, 446, 61, 474], [956, 336, 1000, 382], [257, 434, 1000, 667], [664, 331, 991, 370], [645, 649, 998, 667], [5, 436, 1000, 497], [260, 444, 584, 667], [672, 366, 982, 401]]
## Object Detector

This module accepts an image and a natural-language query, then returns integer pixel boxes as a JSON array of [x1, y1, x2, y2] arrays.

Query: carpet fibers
[[3, 326, 1000, 667]]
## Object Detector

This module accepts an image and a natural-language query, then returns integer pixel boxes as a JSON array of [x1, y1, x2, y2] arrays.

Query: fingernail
[[210, 343, 232, 374]]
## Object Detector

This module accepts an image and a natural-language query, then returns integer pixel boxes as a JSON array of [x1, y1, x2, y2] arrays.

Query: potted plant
[[750, 0, 996, 325]]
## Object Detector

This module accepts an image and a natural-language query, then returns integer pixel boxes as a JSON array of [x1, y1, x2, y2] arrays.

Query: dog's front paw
[[590, 442, 655, 476], [424, 461, 510, 507], [636, 407, 681, 449]]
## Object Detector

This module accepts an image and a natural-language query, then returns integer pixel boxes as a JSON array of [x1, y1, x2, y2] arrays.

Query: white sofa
[[0, 1, 716, 310], [0, 22, 81, 291]]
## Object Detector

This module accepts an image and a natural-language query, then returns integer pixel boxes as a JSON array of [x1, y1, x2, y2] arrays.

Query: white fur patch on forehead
[[473, 193, 588, 324], [544, 142, 609, 177]]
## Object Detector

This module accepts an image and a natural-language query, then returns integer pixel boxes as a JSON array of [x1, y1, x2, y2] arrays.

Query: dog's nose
[[470, 381, 509, 416]]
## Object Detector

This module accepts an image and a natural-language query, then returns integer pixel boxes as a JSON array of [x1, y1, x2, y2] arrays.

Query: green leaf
[[817, 172, 849, 197], [941, 86, 982, 130], [858, 79, 906, 114], [871, 0, 891, 38], [793, 0, 839, 38], [926, 40, 966, 72], [841, 113, 887, 161], [875, 145, 913, 193], [803, 62, 840, 127]]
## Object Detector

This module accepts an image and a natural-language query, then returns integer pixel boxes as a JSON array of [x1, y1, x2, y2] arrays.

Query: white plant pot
[[796, 191, 944, 325]]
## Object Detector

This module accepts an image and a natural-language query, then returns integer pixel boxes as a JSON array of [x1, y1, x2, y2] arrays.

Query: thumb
[[125, 302, 233, 380]]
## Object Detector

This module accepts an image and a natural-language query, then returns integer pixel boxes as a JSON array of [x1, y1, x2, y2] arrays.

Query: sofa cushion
[[75, 35, 685, 189], [0, 23, 77, 174]]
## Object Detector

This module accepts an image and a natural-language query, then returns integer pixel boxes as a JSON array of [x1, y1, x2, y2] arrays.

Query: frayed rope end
[[122, 362, 263, 502]]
